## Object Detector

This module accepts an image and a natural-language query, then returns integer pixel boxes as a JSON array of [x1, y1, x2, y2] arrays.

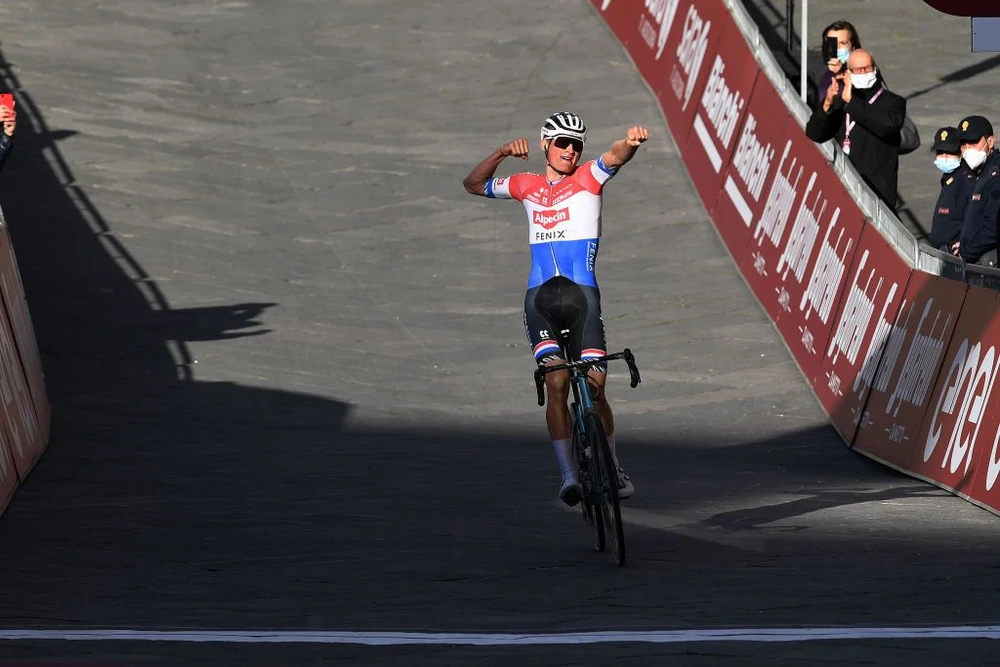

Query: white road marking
[[0, 626, 998, 645]]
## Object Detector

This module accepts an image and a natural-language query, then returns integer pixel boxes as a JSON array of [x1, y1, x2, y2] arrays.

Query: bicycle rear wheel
[[573, 416, 604, 552], [585, 412, 625, 566]]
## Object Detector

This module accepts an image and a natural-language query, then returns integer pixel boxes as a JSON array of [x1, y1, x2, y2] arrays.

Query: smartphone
[[0, 93, 13, 111], [822, 36, 839, 62]]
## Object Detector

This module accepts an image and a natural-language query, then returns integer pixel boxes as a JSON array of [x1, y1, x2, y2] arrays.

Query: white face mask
[[851, 69, 878, 89], [964, 147, 989, 170]]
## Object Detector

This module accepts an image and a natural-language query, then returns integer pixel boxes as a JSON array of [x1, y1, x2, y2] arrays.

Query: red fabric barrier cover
[[0, 278, 43, 479], [713, 66, 791, 261], [0, 417, 17, 515], [0, 230, 50, 449], [591, 0, 725, 147], [852, 271, 966, 469], [739, 128, 864, 382], [909, 286, 1000, 498], [677, 4, 758, 215], [593, 0, 1000, 515], [817, 224, 912, 442]]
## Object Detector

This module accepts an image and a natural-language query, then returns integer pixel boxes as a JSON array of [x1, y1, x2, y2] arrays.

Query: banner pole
[[800, 0, 808, 102]]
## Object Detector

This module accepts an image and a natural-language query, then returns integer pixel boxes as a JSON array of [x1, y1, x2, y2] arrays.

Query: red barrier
[[817, 224, 912, 442], [593, 0, 726, 150], [0, 230, 50, 449], [677, 3, 758, 215], [713, 66, 791, 261], [739, 128, 864, 381], [0, 422, 16, 513], [0, 271, 43, 478], [592, 0, 1000, 515], [908, 286, 1000, 498], [851, 272, 966, 469]]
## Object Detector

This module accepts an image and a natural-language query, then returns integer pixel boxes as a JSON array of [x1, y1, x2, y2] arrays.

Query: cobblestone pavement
[[0, 1, 995, 664]]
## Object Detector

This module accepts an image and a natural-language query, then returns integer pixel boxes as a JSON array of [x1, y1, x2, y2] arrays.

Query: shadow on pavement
[[0, 43, 995, 667]]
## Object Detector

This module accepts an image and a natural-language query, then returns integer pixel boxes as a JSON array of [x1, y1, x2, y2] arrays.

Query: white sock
[[607, 432, 620, 467], [552, 439, 576, 481]]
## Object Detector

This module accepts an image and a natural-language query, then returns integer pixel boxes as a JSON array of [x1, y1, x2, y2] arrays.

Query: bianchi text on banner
[[817, 224, 912, 443]]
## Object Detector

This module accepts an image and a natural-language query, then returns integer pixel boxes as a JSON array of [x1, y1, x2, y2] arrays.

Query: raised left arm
[[601, 126, 649, 170]]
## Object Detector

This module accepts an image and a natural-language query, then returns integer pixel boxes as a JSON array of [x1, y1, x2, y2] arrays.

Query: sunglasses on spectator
[[552, 136, 584, 152]]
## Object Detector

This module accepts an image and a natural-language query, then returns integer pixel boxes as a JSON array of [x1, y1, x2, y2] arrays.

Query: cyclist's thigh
[[566, 283, 608, 373], [524, 281, 565, 366]]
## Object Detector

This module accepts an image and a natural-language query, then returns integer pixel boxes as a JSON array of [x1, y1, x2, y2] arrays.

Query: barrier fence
[[592, 0, 1000, 515], [0, 205, 50, 516]]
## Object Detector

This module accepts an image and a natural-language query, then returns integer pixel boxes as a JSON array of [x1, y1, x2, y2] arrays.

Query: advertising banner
[[816, 224, 912, 443], [739, 128, 865, 382], [0, 230, 50, 448], [908, 286, 1000, 498], [0, 421, 16, 515], [678, 4, 758, 216], [591, 0, 725, 145], [0, 272, 44, 478], [852, 271, 966, 469], [712, 69, 791, 265]]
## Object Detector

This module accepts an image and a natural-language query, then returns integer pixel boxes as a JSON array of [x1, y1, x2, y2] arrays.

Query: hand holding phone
[[822, 36, 839, 62], [0, 93, 16, 138]]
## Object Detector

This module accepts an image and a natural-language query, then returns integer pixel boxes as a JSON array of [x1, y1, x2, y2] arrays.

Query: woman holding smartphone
[[817, 21, 863, 111]]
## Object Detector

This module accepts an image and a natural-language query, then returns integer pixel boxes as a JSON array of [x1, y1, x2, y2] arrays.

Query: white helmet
[[540, 111, 587, 144]]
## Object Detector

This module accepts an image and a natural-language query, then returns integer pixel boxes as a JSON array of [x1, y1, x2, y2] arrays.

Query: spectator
[[0, 95, 14, 173], [805, 49, 906, 212], [816, 21, 862, 112], [928, 126, 975, 256], [957, 115, 1000, 266]]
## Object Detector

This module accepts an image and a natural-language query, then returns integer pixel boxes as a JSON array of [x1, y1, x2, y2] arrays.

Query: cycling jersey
[[485, 157, 618, 288]]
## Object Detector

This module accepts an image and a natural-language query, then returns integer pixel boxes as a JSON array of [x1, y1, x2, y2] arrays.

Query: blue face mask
[[837, 48, 850, 64], [935, 156, 961, 173]]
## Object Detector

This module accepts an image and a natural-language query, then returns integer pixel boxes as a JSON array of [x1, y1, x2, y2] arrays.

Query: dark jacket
[[929, 163, 976, 250], [0, 133, 12, 174], [959, 151, 1000, 263], [805, 82, 906, 211]]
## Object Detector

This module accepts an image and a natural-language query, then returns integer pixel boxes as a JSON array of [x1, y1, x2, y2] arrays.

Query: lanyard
[[844, 88, 884, 153]]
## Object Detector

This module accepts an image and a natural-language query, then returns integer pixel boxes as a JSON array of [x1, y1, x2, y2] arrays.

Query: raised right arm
[[462, 138, 529, 196]]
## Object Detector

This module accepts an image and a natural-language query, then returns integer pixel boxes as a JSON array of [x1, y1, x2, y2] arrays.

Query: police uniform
[[957, 116, 1000, 265], [928, 127, 975, 251]]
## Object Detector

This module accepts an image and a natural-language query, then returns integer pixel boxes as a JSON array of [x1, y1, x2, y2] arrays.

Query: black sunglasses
[[552, 136, 584, 152]]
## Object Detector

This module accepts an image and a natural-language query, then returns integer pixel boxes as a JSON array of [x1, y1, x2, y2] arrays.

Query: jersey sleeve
[[577, 158, 618, 194], [485, 173, 529, 200]]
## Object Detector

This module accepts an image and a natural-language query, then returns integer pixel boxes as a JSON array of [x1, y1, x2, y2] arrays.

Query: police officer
[[957, 115, 1000, 266], [928, 126, 974, 255]]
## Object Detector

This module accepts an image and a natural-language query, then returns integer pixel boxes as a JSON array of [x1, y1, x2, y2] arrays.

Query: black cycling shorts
[[523, 276, 607, 372]]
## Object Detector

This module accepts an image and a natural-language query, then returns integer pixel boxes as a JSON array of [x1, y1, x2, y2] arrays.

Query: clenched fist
[[500, 138, 530, 161], [625, 126, 649, 147]]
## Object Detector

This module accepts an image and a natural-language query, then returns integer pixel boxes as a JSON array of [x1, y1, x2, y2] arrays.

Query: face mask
[[837, 48, 850, 63], [964, 147, 989, 170], [852, 69, 878, 89], [935, 156, 961, 173]]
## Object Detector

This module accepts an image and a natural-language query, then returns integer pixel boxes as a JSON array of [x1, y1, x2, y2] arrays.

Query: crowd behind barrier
[[592, 0, 1000, 515], [0, 90, 51, 517]]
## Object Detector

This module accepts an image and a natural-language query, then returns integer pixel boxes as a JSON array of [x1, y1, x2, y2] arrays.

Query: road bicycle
[[533, 333, 640, 566]]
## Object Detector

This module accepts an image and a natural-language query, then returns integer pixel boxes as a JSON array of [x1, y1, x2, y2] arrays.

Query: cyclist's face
[[543, 136, 582, 171]]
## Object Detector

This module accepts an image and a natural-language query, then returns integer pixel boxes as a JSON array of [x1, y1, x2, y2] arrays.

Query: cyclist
[[462, 111, 648, 506]]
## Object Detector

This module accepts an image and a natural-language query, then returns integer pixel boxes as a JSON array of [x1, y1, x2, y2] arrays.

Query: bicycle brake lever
[[623, 348, 641, 388]]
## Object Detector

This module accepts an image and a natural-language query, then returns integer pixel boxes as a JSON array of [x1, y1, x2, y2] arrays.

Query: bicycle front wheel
[[574, 417, 604, 552], [585, 412, 625, 566]]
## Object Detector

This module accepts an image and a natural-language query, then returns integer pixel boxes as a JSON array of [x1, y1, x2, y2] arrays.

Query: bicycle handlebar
[[532, 349, 641, 407]]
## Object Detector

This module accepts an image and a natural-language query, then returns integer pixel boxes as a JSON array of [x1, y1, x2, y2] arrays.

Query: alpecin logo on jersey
[[532, 207, 570, 230]]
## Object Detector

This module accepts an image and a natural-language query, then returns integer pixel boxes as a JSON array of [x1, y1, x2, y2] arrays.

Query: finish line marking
[[0, 627, 998, 645]]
